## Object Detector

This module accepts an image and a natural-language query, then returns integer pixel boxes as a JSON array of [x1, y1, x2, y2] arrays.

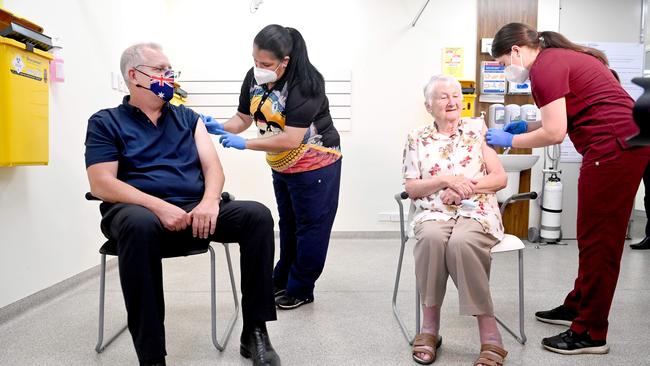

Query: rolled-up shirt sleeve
[[530, 56, 570, 108], [84, 114, 118, 168], [402, 131, 421, 181]]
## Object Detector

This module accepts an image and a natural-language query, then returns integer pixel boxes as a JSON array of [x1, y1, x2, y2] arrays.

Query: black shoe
[[542, 329, 609, 355], [535, 305, 577, 326], [630, 236, 650, 249], [240, 326, 281, 366], [141, 360, 166, 366], [273, 287, 286, 297], [275, 294, 313, 310]]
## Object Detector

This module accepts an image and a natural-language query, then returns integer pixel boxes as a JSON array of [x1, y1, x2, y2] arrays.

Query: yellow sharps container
[[0, 36, 53, 166], [459, 80, 476, 118]]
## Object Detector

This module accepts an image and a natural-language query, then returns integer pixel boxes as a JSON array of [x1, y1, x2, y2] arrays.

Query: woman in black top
[[203, 25, 342, 310]]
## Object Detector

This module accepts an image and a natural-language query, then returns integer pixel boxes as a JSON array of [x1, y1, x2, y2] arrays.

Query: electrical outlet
[[110, 72, 118, 90], [378, 211, 402, 222], [118, 78, 127, 93]]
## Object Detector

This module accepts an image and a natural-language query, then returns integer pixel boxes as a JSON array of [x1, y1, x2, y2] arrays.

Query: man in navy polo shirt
[[84, 43, 280, 366]]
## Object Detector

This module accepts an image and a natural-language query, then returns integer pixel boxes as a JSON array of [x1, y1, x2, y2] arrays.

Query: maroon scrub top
[[529, 48, 639, 160]]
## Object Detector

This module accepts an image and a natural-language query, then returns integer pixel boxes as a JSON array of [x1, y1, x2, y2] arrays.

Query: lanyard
[[254, 83, 276, 122]]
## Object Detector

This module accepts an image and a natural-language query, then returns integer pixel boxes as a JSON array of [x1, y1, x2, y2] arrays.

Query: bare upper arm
[[237, 111, 253, 127], [540, 98, 568, 142], [86, 161, 118, 198], [283, 125, 308, 145], [87, 161, 118, 182], [481, 139, 504, 175], [194, 117, 223, 172]]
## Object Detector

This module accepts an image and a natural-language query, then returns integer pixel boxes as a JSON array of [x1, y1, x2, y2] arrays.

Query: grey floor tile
[[1, 238, 650, 365]]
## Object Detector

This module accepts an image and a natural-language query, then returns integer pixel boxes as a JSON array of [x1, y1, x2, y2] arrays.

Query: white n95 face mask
[[505, 53, 529, 84], [254, 63, 281, 85]]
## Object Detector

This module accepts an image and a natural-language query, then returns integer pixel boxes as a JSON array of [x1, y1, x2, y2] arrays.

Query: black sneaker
[[535, 305, 577, 326], [275, 294, 313, 310], [542, 329, 609, 355], [630, 236, 650, 250], [273, 287, 286, 297]]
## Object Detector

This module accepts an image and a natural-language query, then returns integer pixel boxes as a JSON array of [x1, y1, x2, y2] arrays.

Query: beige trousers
[[413, 217, 499, 316]]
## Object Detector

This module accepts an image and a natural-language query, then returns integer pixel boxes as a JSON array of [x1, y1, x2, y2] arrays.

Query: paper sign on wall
[[442, 47, 463, 78], [480, 61, 506, 95], [577, 42, 644, 100]]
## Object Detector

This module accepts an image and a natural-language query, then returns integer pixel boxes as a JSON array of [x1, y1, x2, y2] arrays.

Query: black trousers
[[100, 199, 277, 364]]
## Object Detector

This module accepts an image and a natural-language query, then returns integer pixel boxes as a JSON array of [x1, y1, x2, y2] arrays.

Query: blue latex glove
[[486, 128, 514, 147], [199, 113, 225, 135], [503, 120, 528, 135], [218, 133, 246, 150]]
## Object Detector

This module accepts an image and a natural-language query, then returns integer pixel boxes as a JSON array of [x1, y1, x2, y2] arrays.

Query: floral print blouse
[[402, 118, 504, 241]]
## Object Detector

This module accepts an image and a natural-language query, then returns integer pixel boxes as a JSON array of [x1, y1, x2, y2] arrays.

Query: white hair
[[120, 42, 163, 82], [423, 74, 462, 105]]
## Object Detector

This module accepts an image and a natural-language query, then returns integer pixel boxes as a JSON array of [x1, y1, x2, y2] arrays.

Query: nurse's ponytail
[[285, 27, 325, 97], [254, 24, 324, 97], [492, 23, 608, 66]]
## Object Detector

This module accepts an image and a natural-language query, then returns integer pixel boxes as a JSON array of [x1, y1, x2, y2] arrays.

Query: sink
[[498, 154, 540, 172], [496, 154, 539, 202]]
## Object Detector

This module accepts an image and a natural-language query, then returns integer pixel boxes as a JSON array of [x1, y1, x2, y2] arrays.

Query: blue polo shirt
[[84, 96, 205, 205]]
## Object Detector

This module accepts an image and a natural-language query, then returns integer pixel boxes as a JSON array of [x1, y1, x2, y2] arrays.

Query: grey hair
[[423, 74, 462, 105], [120, 42, 163, 82]]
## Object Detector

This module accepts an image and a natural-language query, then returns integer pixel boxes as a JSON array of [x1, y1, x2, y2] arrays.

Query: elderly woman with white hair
[[402, 74, 509, 366]]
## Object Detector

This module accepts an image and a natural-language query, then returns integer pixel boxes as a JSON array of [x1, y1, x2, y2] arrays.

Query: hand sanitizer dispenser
[[488, 104, 505, 129], [520, 104, 539, 122], [504, 104, 521, 124]]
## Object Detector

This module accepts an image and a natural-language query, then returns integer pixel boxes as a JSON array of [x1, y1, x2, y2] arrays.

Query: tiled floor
[[1, 237, 649, 365]]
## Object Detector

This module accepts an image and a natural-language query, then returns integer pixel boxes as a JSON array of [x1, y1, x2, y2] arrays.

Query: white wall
[[527, 0, 561, 232], [165, 0, 478, 231], [0, 0, 171, 308], [0, 0, 478, 308], [527, 0, 645, 238], [552, 0, 645, 237], [560, 0, 643, 43]]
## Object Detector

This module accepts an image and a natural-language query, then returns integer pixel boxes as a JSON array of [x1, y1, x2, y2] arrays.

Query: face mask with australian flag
[[136, 68, 175, 102]]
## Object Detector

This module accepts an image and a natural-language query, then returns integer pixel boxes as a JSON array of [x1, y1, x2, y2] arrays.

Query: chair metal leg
[[392, 194, 419, 345], [95, 254, 128, 353], [210, 243, 240, 351], [495, 249, 527, 344]]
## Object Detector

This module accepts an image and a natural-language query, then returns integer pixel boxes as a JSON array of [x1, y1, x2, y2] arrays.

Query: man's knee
[[241, 201, 274, 231]]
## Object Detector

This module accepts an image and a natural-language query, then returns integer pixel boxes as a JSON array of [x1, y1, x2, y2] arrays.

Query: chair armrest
[[85, 192, 101, 201], [221, 192, 234, 202], [499, 191, 538, 215], [395, 191, 409, 200], [86, 191, 235, 203]]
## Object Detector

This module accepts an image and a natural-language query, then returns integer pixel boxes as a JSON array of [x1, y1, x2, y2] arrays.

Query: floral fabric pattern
[[402, 118, 504, 240]]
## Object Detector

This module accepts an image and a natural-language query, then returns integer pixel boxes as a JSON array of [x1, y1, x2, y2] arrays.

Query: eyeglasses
[[135, 65, 181, 79]]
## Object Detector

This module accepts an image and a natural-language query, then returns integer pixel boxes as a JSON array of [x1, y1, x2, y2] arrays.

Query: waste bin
[[0, 35, 53, 166]]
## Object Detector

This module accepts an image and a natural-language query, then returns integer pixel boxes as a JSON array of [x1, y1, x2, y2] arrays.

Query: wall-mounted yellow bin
[[459, 80, 476, 118], [0, 36, 52, 166], [461, 94, 476, 118]]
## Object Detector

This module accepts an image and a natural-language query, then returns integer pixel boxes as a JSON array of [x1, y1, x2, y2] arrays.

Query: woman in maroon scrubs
[[486, 22, 650, 356]]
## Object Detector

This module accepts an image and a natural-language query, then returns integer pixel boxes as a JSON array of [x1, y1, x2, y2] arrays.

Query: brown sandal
[[412, 333, 442, 365], [474, 344, 508, 366]]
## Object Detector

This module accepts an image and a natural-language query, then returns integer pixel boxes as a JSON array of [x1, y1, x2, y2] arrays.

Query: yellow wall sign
[[442, 47, 463, 78]]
